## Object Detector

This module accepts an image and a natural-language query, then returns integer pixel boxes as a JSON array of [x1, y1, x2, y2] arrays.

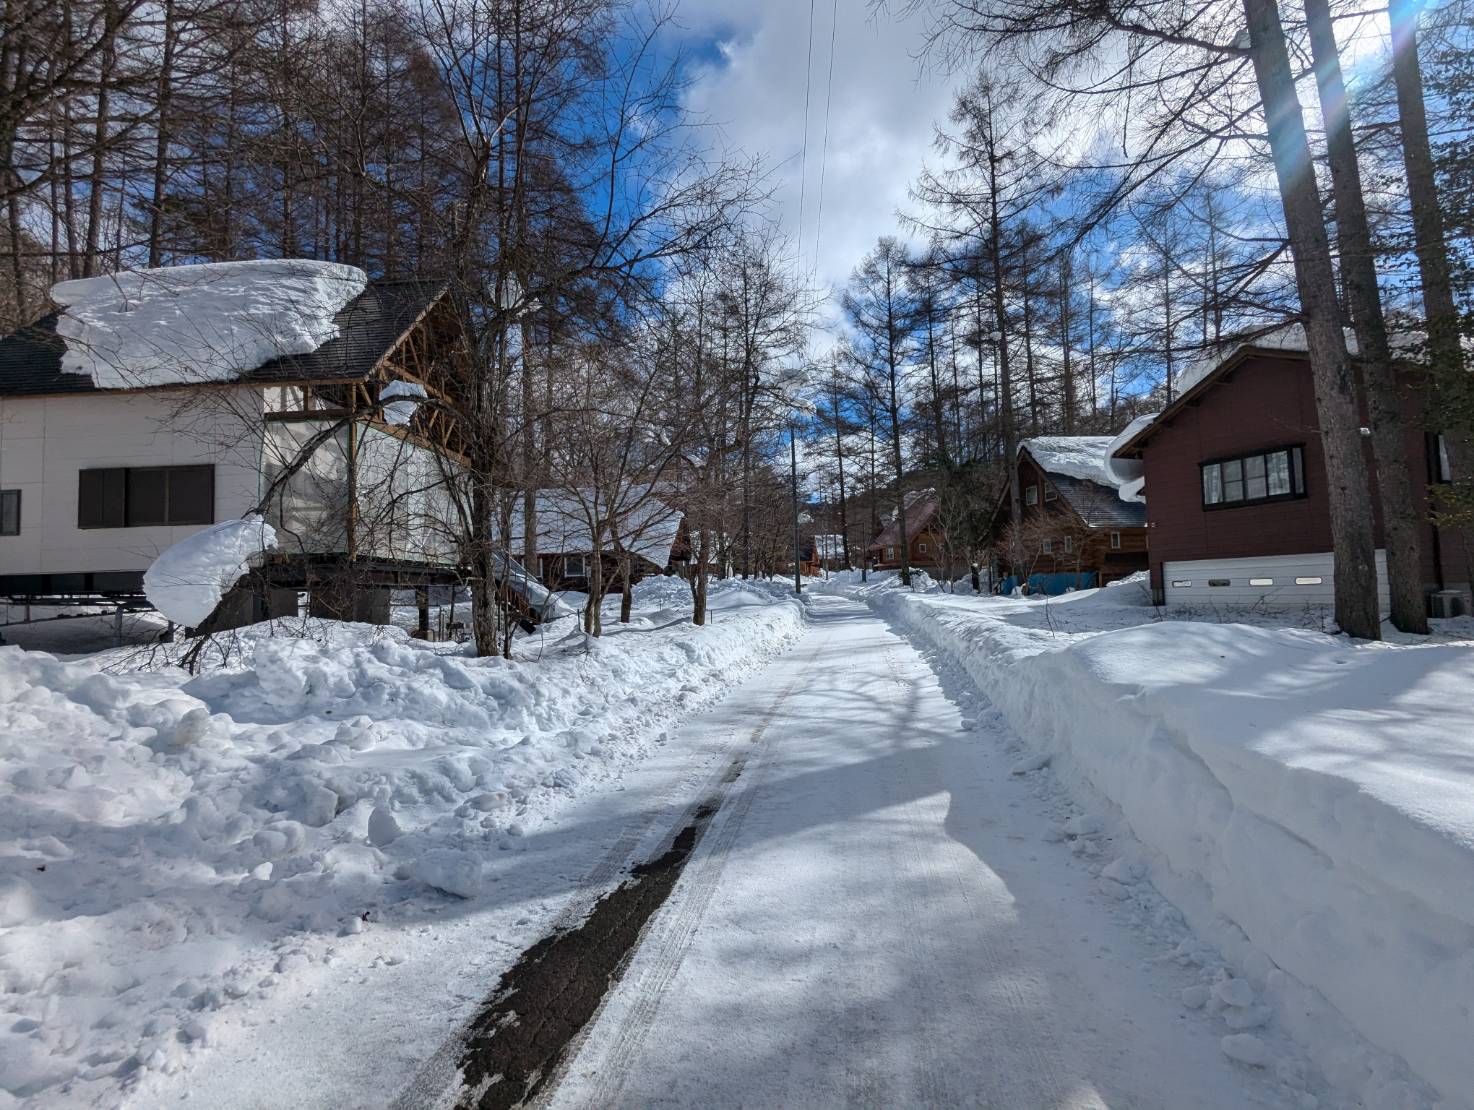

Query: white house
[[0, 260, 467, 627]]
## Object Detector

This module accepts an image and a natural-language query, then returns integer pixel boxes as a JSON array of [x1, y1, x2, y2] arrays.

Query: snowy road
[[545, 595, 1283, 1109]]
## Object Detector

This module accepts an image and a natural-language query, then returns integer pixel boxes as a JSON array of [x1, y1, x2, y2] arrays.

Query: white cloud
[[672, 0, 960, 310]]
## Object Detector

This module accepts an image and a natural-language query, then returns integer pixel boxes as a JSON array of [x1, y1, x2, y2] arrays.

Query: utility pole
[[791, 421, 803, 595]]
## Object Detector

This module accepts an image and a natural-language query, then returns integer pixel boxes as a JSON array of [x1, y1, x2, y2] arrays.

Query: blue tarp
[[998, 571, 1096, 597]]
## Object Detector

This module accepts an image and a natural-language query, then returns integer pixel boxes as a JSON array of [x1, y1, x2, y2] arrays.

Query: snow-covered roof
[[501, 489, 684, 568], [51, 260, 369, 389], [1019, 436, 1117, 486]]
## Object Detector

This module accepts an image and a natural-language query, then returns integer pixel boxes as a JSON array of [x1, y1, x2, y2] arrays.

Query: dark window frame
[[78, 465, 215, 529], [0, 489, 19, 535], [1200, 445, 1307, 511]]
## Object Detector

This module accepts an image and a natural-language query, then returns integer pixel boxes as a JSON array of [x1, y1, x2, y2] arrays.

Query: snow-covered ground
[[0, 577, 801, 1108], [831, 572, 1474, 1109]]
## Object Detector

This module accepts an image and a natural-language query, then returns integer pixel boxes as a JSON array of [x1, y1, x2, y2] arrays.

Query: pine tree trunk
[[1306, 0, 1429, 633], [1242, 0, 1381, 640]]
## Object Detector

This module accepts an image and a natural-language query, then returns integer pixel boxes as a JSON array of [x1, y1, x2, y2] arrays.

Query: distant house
[[869, 491, 948, 577], [800, 533, 848, 576], [985, 436, 1149, 594], [1111, 329, 1471, 612], [502, 490, 684, 592], [0, 260, 466, 627]]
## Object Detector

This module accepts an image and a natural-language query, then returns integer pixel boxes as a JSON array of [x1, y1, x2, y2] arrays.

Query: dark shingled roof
[[1045, 473, 1147, 529], [0, 277, 447, 397]]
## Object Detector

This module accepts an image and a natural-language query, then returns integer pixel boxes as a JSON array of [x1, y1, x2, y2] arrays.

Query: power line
[[796, 0, 817, 285], [811, 0, 839, 283]]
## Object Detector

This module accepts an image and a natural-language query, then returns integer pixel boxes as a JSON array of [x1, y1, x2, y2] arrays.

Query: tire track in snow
[[551, 635, 828, 1109]]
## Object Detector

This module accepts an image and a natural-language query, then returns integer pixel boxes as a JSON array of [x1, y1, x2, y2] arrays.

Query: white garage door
[[1163, 550, 1389, 613]]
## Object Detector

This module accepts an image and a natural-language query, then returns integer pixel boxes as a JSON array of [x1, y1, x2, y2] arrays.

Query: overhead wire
[[811, 0, 840, 284], [796, 0, 818, 288]]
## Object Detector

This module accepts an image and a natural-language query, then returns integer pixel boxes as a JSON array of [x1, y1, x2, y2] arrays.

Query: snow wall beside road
[[874, 588, 1474, 1109]]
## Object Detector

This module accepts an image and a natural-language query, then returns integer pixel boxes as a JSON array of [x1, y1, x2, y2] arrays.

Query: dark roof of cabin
[[1047, 474, 1147, 529], [870, 492, 940, 549], [0, 277, 447, 397]]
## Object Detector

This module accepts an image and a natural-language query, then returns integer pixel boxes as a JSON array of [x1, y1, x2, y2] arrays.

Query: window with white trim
[[1062, 536, 1074, 554], [563, 553, 589, 577], [918, 541, 928, 553], [1025, 485, 1039, 506], [1044, 487, 1058, 502], [1109, 531, 1121, 549], [1201, 446, 1306, 508], [1041, 538, 1053, 554]]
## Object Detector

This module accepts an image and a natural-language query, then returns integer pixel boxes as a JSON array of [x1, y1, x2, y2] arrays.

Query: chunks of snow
[[379, 380, 427, 426], [414, 849, 483, 899], [1221, 1033, 1269, 1068], [367, 806, 401, 847], [52, 259, 367, 389], [143, 515, 277, 628], [1213, 977, 1255, 1008], [1010, 751, 1052, 774]]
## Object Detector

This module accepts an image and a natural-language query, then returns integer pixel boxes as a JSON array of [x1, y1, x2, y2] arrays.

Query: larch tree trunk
[[1305, 0, 1429, 634], [1242, 0, 1381, 639]]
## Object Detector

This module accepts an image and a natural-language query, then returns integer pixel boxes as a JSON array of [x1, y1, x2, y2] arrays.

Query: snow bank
[[143, 516, 277, 628], [52, 260, 368, 389], [0, 583, 802, 1104], [870, 586, 1474, 1108]]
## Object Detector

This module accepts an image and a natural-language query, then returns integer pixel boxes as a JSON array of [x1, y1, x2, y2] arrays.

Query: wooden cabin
[[985, 437, 1149, 594]]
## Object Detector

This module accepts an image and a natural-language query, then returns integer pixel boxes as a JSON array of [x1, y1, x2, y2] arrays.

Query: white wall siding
[[0, 391, 262, 576], [1163, 550, 1390, 615]]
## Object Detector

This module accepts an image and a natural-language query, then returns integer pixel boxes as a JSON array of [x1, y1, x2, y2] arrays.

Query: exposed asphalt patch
[[450, 799, 723, 1110]]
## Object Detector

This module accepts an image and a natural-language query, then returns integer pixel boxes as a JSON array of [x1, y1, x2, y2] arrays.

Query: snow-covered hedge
[[872, 586, 1474, 1108], [0, 586, 802, 1102]]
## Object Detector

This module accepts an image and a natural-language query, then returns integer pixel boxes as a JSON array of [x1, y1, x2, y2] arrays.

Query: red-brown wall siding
[[1140, 353, 1470, 595]]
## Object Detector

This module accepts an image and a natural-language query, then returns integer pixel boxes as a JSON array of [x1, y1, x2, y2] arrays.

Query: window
[[1109, 531, 1122, 550], [1435, 434, 1453, 483], [1208, 578, 1231, 587], [1295, 576, 1323, 586], [887, 545, 896, 559], [0, 490, 18, 535], [563, 553, 589, 578], [918, 541, 928, 553], [1041, 538, 1053, 554], [1201, 446, 1306, 509], [1044, 487, 1058, 502], [1170, 580, 1192, 588], [1025, 485, 1039, 506], [1062, 536, 1074, 554], [78, 466, 214, 528], [1249, 577, 1274, 587]]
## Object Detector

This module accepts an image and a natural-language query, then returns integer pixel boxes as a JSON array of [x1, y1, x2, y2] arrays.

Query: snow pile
[[868, 584, 1474, 1108], [143, 515, 277, 627], [500, 489, 683, 568], [0, 582, 802, 1104], [379, 380, 427, 426], [1020, 436, 1117, 485], [52, 260, 368, 389]]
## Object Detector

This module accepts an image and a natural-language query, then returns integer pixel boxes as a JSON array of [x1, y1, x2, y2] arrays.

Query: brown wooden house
[[985, 437, 1149, 593], [1111, 331, 1471, 613], [868, 491, 948, 577]]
